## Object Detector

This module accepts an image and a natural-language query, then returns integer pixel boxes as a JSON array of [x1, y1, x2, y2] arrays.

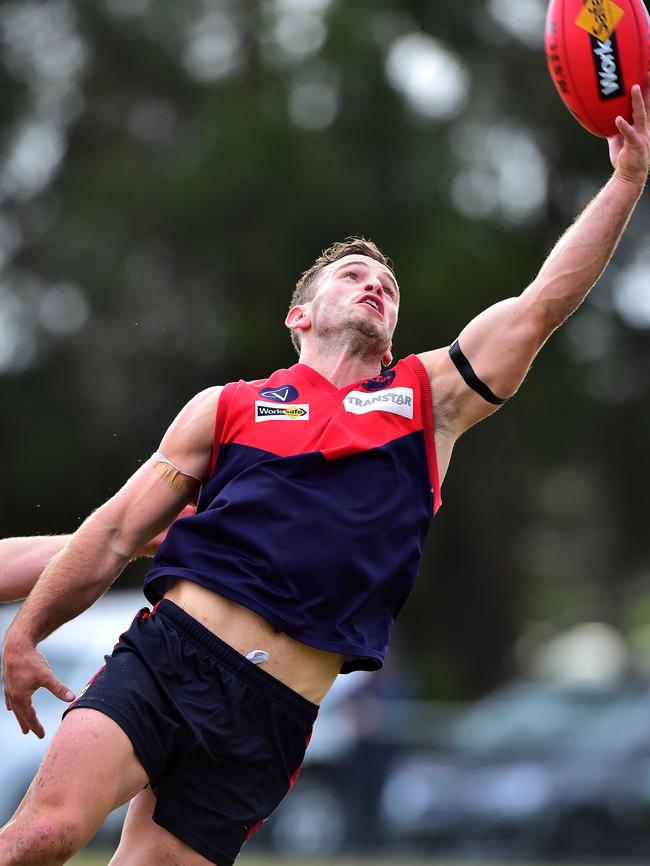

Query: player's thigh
[[13, 707, 148, 840], [110, 787, 214, 866]]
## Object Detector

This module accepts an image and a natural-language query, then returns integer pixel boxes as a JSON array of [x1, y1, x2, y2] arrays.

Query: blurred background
[[1, 0, 650, 861]]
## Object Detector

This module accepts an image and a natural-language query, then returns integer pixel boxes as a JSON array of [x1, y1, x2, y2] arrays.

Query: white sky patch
[[488, 0, 547, 48], [0, 1, 87, 212], [38, 283, 89, 335], [262, 0, 331, 66], [451, 168, 499, 220], [613, 249, 650, 329], [273, 0, 334, 13], [272, 11, 326, 62], [0, 1, 87, 85], [451, 122, 548, 224], [0, 123, 65, 200], [183, 4, 243, 82], [0, 274, 89, 373], [385, 33, 470, 121], [0, 286, 21, 371], [0, 283, 38, 373], [564, 309, 615, 363], [288, 80, 339, 130], [497, 128, 548, 222]]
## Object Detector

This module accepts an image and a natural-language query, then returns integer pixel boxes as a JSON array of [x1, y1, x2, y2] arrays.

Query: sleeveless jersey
[[144, 355, 441, 673]]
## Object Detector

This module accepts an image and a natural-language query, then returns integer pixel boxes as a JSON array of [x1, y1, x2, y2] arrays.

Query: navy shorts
[[64, 599, 318, 866]]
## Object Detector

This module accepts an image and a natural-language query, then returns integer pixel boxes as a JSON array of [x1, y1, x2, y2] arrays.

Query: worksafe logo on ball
[[258, 384, 300, 403], [343, 387, 414, 419], [576, 0, 625, 41], [255, 401, 310, 421], [575, 0, 625, 100], [590, 32, 624, 100]]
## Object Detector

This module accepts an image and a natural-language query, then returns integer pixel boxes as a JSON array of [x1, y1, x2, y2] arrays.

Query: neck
[[297, 344, 384, 389]]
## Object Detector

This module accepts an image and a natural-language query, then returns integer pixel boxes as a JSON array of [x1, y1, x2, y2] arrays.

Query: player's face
[[308, 254, 400, 353]]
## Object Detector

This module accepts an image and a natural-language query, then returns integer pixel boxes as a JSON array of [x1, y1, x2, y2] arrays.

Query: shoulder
[[164, 385, 224, 441], [414, 348, 450, 379], [188, 385, 223, 413], [158, 385, 224, 477]]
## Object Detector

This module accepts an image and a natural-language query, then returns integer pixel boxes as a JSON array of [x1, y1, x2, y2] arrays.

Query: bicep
[[422, 294, 547, 435], [456, 295, 548, 401], [156, 385, 222, 482], [78, 386, 221, 558]]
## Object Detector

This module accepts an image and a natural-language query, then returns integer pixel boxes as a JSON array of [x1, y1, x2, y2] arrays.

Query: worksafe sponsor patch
[[255, 401, 310, 421]]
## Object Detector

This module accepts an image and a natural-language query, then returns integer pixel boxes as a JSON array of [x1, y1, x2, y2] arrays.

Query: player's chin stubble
[[338, 315, 390, 360]]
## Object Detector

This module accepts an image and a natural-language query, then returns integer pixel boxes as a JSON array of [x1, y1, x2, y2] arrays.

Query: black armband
[[449, 339, 507, 406]]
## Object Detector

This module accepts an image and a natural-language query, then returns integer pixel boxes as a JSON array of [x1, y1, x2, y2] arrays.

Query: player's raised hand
[[2, 632, 75, 738], [608, 74, 650, 183]]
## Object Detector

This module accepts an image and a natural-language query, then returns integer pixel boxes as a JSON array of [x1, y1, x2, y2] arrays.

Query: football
[[545, 0, 650, 137]]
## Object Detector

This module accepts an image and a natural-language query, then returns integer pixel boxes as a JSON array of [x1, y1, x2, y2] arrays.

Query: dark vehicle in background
[[379, 680, 650, 859], [263, 683, 457, 856]]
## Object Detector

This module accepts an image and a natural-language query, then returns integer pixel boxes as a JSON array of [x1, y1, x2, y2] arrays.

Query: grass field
[[66, 851, 449, 864], [71, 855, 476, 866], [68, 855, 636, 866]]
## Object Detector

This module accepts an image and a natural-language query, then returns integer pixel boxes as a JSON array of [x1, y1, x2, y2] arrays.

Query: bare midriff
[[163, 579, 344, 705]]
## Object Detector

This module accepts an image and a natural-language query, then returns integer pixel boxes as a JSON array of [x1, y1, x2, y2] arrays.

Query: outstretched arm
[[0, 537, 71, 604], [0, 506, 197, 604], [421, 79, 650, 442], [2, 385, 220, 738]]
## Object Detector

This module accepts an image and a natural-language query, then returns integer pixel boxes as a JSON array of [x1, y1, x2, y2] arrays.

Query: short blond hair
[[289, 237, 394, 354]]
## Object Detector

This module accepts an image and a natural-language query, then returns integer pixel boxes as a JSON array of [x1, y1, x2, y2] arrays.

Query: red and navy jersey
[[144, 356, 441, 673]]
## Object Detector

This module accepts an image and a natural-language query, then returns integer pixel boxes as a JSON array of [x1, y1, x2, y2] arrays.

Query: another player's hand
[[608, 74, 650, 184], [2, 630, 75, 739]]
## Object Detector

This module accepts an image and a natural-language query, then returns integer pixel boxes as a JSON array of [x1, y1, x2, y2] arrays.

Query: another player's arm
[[0, 507, 197, 604], [0, 537, 71, 604], [2, 386, 221, 738], [420, 80, 650, 438]]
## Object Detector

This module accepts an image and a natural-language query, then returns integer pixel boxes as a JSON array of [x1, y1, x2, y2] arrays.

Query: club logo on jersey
[[255, 401, 310, 421], [361, 370, 396, 391], [258, 385, 299, 403], [343, 387, 414, 419]]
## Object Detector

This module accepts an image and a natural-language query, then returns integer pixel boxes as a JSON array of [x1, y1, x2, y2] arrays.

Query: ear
[[382, 346, 393, 367], [285, 305, 311, 334]]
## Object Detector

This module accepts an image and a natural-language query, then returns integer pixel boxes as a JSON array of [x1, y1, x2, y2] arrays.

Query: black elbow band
[[449, 340, 507, 406]]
